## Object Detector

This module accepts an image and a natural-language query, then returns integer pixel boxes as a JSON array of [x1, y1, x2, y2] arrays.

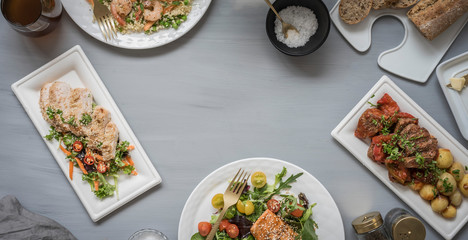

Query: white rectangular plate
[[436, 51, 468, 141], [331, 75, 468, 239], [11, 45, 162, 222]]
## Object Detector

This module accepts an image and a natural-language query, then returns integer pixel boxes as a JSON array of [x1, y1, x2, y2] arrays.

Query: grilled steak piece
[[394, 117, 418, 134], [398, 124, 438, 158], [355, 108, 385, 139]]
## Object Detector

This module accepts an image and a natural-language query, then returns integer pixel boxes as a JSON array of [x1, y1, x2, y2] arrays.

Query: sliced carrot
[[94, 180, 99, 191], [144, 21, 156, 31], [95, 154, 104, 161], [125, 155, 134, 166], [74, 157, 88, 175], [69, 161, 74, 180], [131, 170, 138, 176], [127, 145, 135, 151], [60, 145, 71, 156], [87, 0, 94, 7]]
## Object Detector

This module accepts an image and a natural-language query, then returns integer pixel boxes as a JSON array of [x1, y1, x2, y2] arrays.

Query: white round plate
[[178, 157, 345, 239], [62, 0, 211, 49]]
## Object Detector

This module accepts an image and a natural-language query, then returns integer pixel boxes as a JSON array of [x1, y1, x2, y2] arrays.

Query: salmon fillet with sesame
[[250, 209, 298, 240]]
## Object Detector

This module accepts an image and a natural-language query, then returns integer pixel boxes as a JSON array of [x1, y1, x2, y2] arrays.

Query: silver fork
[[206, 169, 251, 240], [93, 0, 118, 41]]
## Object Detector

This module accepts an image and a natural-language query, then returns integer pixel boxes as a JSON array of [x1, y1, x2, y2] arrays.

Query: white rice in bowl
[[274, 6, 318, 48]]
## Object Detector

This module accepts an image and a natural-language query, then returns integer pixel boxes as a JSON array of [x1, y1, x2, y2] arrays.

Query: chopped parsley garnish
[[44, 126, 62, 141], [442, 178, 453, 193], [80, 113, 92, 125]]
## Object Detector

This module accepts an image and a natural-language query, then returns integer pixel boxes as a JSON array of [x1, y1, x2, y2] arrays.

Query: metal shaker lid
[[392, 216, 426, 240], [352, 211, 384, 234]]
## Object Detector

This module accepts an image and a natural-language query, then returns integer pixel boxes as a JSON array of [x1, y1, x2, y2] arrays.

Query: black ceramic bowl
[[266, 0, 330, 56]]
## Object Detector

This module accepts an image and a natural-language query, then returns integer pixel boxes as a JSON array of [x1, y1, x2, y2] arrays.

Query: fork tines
[[228, 169, 250, 194], [97, 15, 117, 41]]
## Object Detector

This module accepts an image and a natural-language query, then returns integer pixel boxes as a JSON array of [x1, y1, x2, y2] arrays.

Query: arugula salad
[[45, 126, 137, 199], [191, 167, 319, 240]]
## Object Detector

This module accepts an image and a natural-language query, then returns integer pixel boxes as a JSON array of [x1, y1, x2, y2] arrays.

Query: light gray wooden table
[[1, 1, 467, 239]]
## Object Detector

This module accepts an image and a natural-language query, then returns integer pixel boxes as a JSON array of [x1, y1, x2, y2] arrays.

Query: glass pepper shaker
[[352, 211, 391, 240], [384, 208, 426, 240]]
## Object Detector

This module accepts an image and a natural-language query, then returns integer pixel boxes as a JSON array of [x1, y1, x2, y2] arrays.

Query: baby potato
[[458, 175, 468, 197], [449, 162, 465, 182], [431, 195, 449, 213], [420, 184, 438, 201], [408, 181, 424, 191], [450, 190, 463, 207], [442, 205, 457, 218], [437, 149, 453, 169], [437, 172, 457, 196]]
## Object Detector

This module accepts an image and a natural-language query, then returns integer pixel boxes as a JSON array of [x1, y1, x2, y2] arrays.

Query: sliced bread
[[339, 0, 373, 24], [390, 0, 420, 8], [373, 0, 398, 9], [407, 0, 468, 40]]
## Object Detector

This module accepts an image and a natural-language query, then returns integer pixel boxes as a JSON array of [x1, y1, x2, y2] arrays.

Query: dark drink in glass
[[1, 0, 62, 37]]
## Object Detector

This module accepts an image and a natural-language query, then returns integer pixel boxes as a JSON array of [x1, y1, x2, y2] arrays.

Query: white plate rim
[[10, 45, 162, 222], [436, 51, 468, 141], [61, 0, 212, 49], [177, 157, 345, 240], [331, 75, 468, 239]]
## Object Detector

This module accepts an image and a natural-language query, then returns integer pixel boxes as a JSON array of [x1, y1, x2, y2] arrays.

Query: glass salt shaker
[[384, 208, 426, 240], [352, 211, 391, 240]]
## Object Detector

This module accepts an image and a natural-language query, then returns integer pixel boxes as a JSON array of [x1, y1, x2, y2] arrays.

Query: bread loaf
[[373, 0, 398, 9], [391, 0, 420, 8], [339, 0, 373, 24], [407, 0, 468, 40]]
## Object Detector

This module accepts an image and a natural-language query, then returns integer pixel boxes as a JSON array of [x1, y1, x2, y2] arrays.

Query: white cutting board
[[330, 1, 468, 83]]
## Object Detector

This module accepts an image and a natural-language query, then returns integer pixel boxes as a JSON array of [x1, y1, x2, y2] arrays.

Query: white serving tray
[[11, 45, 162, 222], [437, 51, 468, 141], [331, 75, 468, 239], [330, 1, 468, 83]]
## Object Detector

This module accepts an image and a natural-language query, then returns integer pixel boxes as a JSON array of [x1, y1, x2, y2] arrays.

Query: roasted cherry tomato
[[377, 93, 399, 116], [211, 193, 224, 209], [72, 141, 83, 152], [198, 222, 212, 237], [251, 171, 267, 188], [290, 204, 304, 218], [83, 155, 94, 165], [219, 219, 230, 231], [97, 162, 107, 173], [267, 199, 280, 213], [226, 224, 239, 238]]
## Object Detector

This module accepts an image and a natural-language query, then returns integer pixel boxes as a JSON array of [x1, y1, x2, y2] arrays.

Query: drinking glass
[[1, 0, 62, 37]]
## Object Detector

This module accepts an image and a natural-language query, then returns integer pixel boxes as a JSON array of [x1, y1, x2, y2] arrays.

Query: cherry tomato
[[377, 93, 399, 116], [211, 193, 224, 209], [97, 162, 107, 173], [267, 199, 280, 213], [219, 219, 230, 231], [72, 141, 83, 152], [198, 222, 212, 237], [290, 204, 304, 218], [236, 200, 245, 213], [251, 171, 267, 188], [244, 200, 254, 215], [83, 155, 94, 165], [226, 224, 239, 238]]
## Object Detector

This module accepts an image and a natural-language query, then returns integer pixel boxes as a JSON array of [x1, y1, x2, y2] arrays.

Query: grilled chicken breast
[[39, 81, 119, 161]]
